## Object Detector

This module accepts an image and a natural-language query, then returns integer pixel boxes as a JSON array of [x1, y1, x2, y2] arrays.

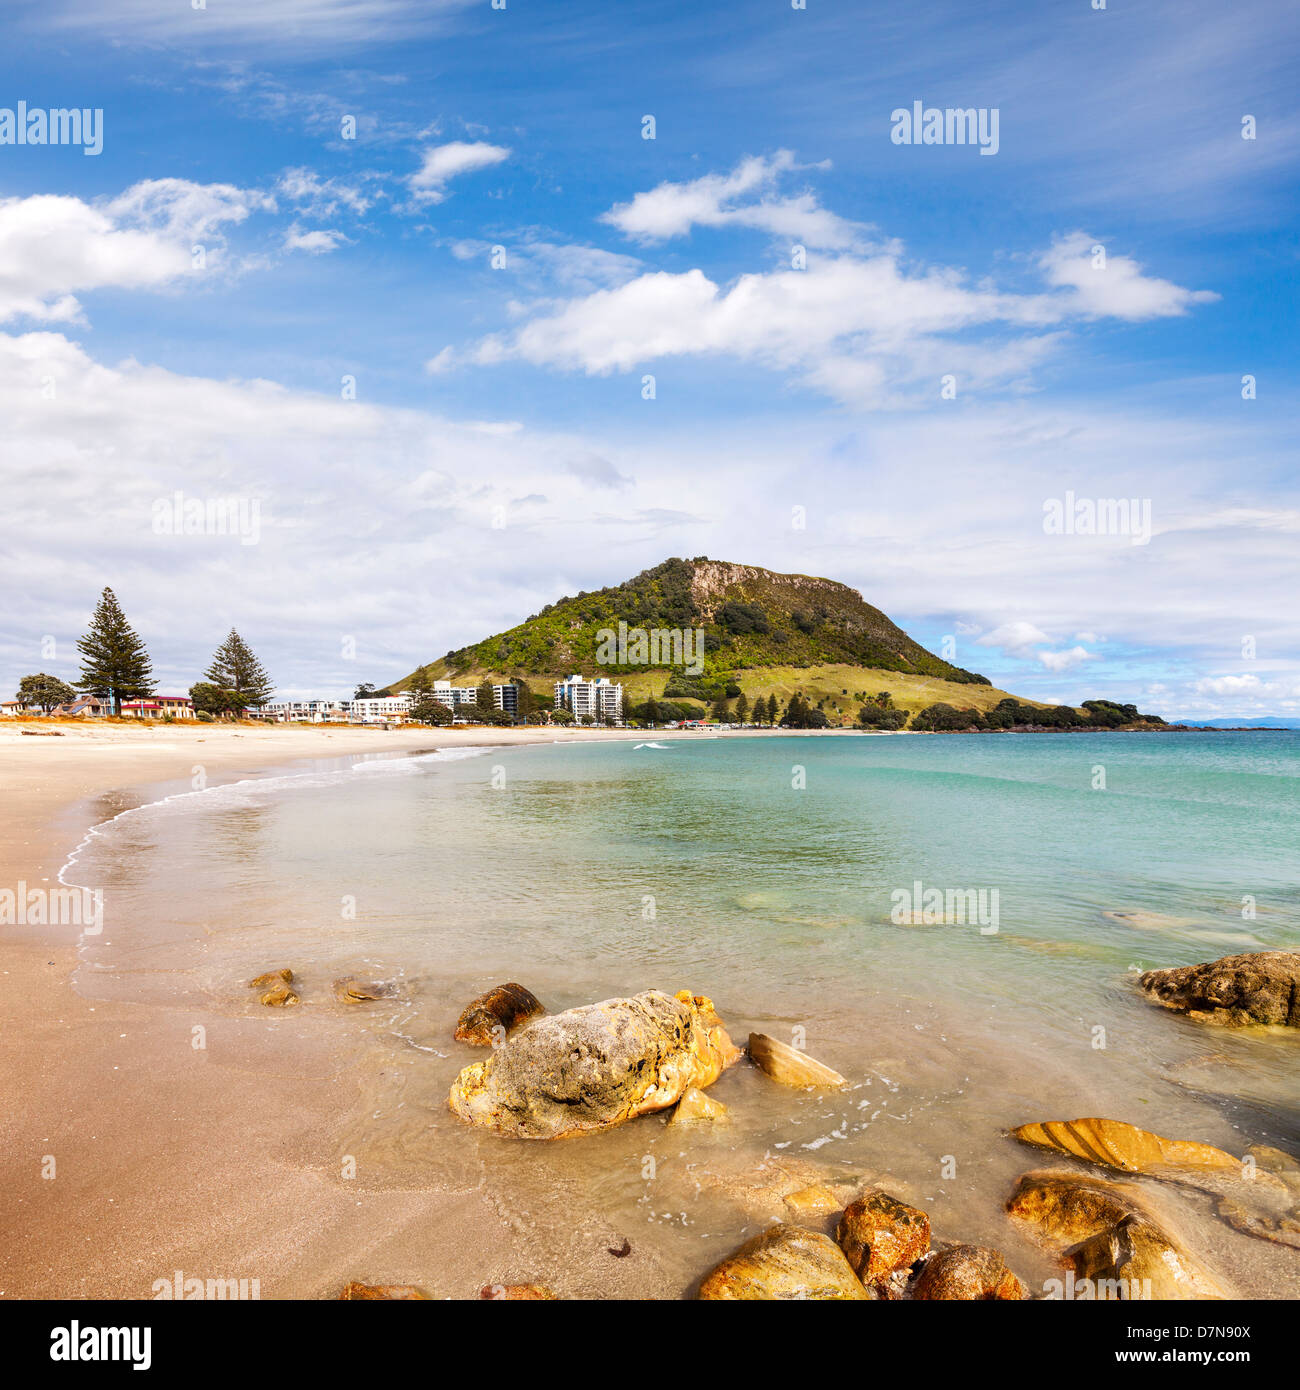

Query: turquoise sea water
[[66, 731, 1300, 1296]]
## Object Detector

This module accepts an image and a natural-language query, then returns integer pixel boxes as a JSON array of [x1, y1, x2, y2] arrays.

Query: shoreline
[[0, 722, 683, 1298], [2, 722, 1295, 1300]]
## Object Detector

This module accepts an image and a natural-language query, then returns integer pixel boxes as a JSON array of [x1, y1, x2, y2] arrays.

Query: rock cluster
[[250, 968, 298, 1007]]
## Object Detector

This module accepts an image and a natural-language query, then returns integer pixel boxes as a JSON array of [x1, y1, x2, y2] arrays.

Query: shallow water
[[64, 731, 1300, 1297]]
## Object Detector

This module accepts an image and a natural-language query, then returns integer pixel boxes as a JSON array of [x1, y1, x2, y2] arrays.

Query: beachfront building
[[54, 696, 111, 718], [120, 695, 196, 720], [554, 674, 623, 724], [432, 680, 520, 718], [346, 695, 412, 722], [255, 699, 348, 723], [431, 680, 478, 711]]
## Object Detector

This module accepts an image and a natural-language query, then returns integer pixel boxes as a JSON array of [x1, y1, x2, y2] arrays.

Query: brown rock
[[338, 1282, 430, 1300], [836, 1190, 931, 1287], [911, 1245, 1027, 1301], [454, 982, 545, 1046], [1069, 1214, 1228, 1300], [1138, 950, 1300, 1028], [1010, 1117, 1240, 1176], [698, 1224, 872, 1300], [334, 976, 394, 1004], [1006, 1169, 1152, 1244], [669, 1085, 728, 1125], [448, 989, 740, 1139], [479, 1283, 557, 1300], [250, 968, 298, 1007], [747, 1032, 846, 1088]]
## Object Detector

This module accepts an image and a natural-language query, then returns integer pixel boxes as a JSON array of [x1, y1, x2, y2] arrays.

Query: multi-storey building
[[554, 674, 623, 724]]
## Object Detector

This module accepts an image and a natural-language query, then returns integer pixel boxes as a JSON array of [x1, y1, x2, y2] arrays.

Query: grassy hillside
[[399, 557, 995, 697]]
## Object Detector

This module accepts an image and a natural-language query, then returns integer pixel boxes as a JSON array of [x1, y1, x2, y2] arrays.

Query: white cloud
[[1037, 645, 1096, 673], [408, 141, 510, 203], [284, 225, 348, 254], [29, 0, 473, 48], [458, 183, 1215, 405], [1039, 231, 1217, 320], [976, 622, 1051, 658], [602, 151, 863, 250], [276, 168, 374, 216], [0, 180, 269, 323]]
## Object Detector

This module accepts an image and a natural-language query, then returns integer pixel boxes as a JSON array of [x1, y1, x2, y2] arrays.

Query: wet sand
[[0, 720, 696, 1299]]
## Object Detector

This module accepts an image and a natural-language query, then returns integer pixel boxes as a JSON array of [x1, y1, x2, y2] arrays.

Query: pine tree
[[735, 691, 749, 722], [76, 588, 155, 714], [766, 694, 779, 725], [204, 629, 274, 708], [475, 680, 495, 713]]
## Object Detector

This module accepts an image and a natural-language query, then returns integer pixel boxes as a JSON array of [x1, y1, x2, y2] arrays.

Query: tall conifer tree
[[76, 588, 155, 714], [204, 630, 274, 708]]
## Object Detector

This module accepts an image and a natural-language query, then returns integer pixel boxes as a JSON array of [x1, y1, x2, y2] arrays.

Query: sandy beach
[[0, 719, 688, 1299]]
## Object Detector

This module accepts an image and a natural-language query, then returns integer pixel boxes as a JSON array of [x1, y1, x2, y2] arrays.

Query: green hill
[[395, 557, 1038, 719]]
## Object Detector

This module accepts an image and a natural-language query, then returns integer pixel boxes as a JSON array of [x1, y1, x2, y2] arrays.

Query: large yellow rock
[[448, 989, 740, 1139], [748, 1033, 846, 1088], [1010, 1118, 1240, 1176], [698, 1225, 872, 1300]]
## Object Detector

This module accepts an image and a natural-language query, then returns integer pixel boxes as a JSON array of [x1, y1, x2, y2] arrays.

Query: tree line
[[13, 587, 274, 719]]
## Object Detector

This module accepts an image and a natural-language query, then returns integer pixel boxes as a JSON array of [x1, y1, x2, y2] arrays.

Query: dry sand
[[0, 718, 697, 1300]]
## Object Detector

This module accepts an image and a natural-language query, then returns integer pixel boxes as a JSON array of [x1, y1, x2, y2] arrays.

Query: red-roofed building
[[120, 696, 196, 720]]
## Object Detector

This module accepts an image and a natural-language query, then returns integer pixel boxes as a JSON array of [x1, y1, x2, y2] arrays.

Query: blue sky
[[2, 0, 1297, 715]]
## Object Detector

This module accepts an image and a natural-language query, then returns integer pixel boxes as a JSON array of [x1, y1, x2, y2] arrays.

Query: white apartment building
[[431, 680, 520, 716], [256, 699, 347, 723], [554, 674, 623, 724], [347, 695, 413, 722]]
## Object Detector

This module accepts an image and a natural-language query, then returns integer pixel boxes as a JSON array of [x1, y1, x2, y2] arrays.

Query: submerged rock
[[911, 1245, 1026, 1301], [783, 1184, 843, 1224], [1069, 1214, 1228, 1300], [836, 1190, 931, 1289], [747, 1032, 846, 1088], [250, 968, 298, 1007], [448, 989, 740, 1139], [1008, 1169, 1231, 1298], [1138, 950, 1300, 1028], [1010, 1117, 1240, 1177], [338, 1282, 430, 1300], [479, 1283, 557, 1300], [669, 1085, 728, 1126], [698, 1224, 872, 1300], [454, 982, 545, 1046], [1215, 1195, 1300, 1249], [334, 976, 395, 1004], [1006, 1169, 1151, 1245]]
